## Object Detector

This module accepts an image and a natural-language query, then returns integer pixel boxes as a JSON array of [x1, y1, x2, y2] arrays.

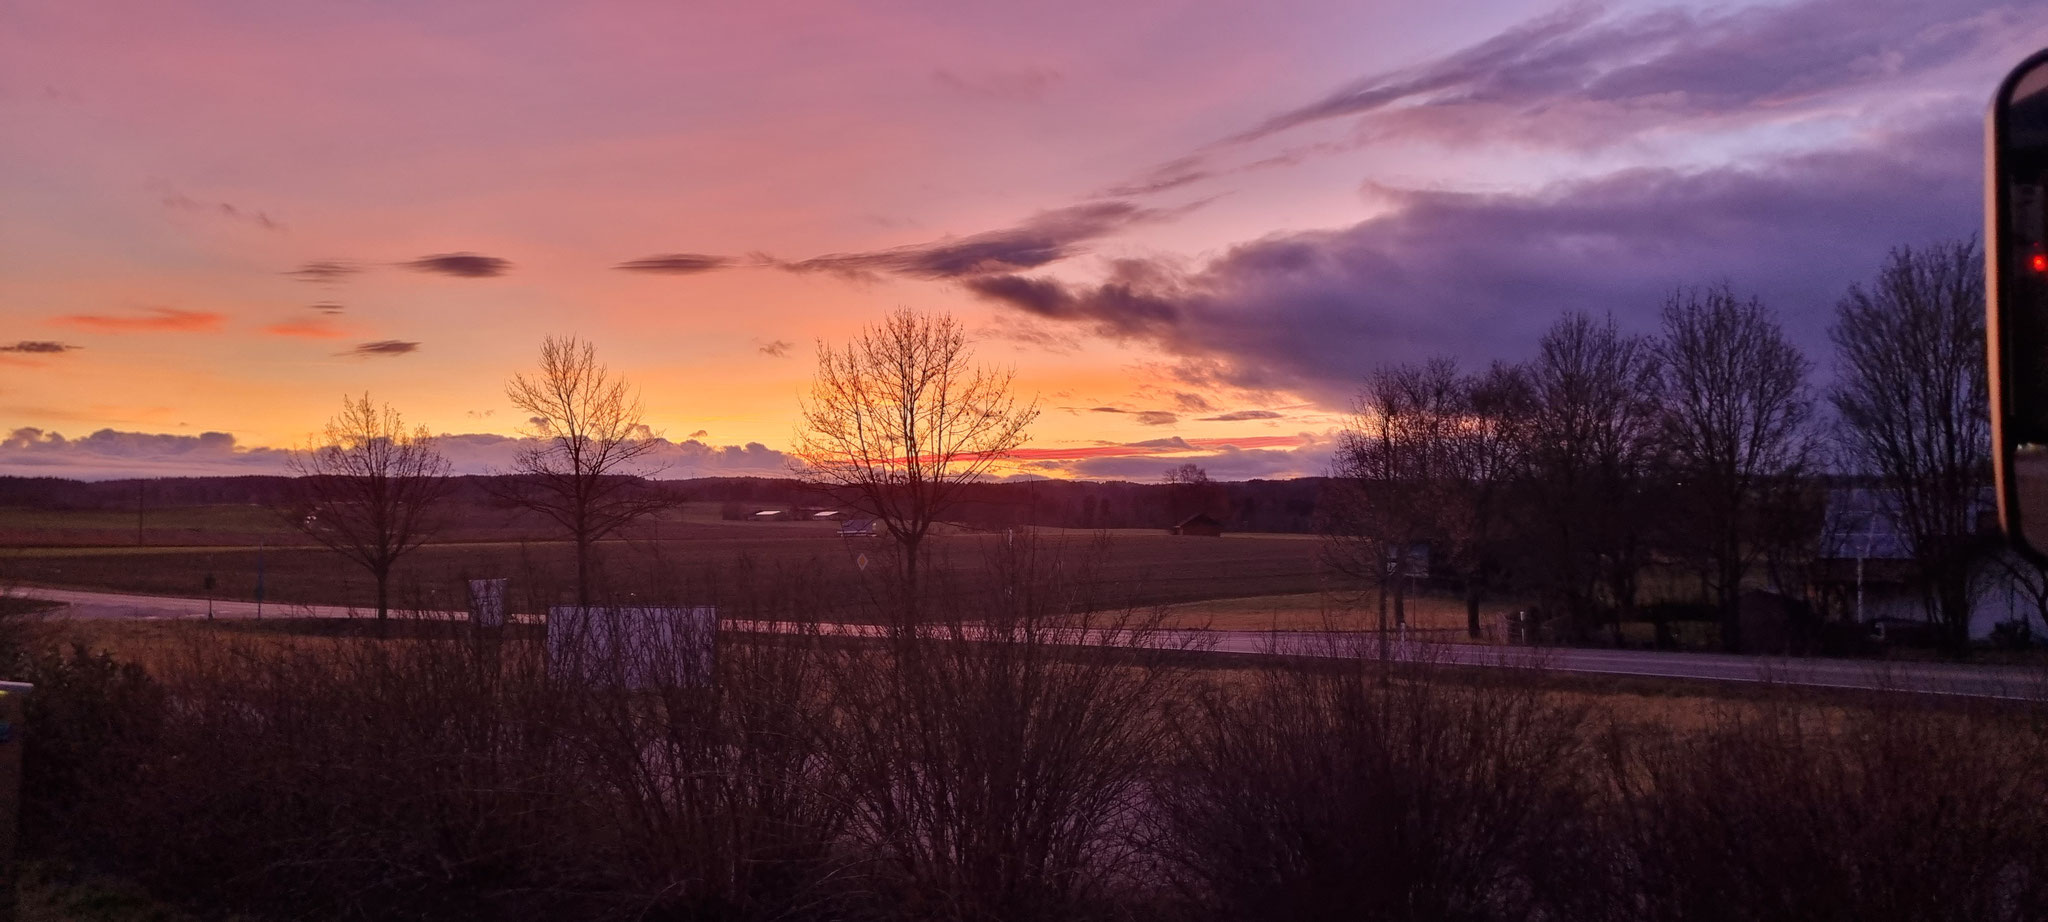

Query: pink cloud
[[260, 317, 347, 339], [54, 307, 224, 333]]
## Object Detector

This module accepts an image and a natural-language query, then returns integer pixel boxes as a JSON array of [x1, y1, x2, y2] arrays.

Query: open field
[[0, 500, 839, 548], [1, 522, 1327, 617]]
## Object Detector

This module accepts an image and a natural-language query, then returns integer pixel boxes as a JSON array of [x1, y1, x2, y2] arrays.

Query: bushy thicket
[[12, 546, 2048, 922]]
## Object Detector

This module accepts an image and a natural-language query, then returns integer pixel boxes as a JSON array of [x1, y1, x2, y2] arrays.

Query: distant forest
[[0, 473, 1330, 534]]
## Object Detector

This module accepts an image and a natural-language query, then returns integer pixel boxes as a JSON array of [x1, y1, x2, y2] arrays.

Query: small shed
[[1737, 589, 1820, 654], [839, 518, 881, 538], [1173, 513, 1225, 537]]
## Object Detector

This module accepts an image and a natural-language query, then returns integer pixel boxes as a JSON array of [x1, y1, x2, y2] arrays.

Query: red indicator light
[[2035, 252, 2048, 274]]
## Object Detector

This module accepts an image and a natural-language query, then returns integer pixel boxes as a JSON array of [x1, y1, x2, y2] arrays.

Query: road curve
[[11, 586, 2045, 701]]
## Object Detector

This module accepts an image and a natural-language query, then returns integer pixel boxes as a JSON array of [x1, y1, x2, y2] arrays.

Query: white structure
[[466, 578, 508, 628], [547, 606, 717, 688]]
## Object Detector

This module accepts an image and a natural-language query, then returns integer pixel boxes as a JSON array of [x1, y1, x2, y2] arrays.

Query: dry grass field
[[1156, 589, 1525, 636], [1, 507, 1329, 616]]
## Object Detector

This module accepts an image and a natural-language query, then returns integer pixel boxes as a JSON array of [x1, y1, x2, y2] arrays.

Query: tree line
[[1322, 240, 2006, 651]]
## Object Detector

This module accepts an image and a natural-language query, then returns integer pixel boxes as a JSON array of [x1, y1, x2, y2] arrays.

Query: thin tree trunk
[[903, 534, 922, 624], [1465, 586, 1482, 639], [1720, 531, 1745, 653], [576, 532, 593, 607]]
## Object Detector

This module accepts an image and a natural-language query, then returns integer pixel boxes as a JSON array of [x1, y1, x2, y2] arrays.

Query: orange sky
[[5, 0, 2043, 479]]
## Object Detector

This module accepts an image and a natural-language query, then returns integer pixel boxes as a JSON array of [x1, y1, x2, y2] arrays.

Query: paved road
[[13, 586, 360, 621], [13, 586, 2045, 700]]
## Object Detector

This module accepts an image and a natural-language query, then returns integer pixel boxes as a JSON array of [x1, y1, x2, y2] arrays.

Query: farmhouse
[[1172, 513, 1225, 537], [1812, 487, 2047, 642]]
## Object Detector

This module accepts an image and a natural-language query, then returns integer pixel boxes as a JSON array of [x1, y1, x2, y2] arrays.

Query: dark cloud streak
[[342, 340, 421, 357], [1201, 410, 1283, 421], [403, 253, 512, 278], [777, 201, 1178, 281], [0, 341, 79, 354], [285, 261, 361, 283], [615, 253, 732, 273]]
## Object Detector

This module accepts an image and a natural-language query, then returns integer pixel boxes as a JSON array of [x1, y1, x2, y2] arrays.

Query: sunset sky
[[5, 0, 2046, 481]]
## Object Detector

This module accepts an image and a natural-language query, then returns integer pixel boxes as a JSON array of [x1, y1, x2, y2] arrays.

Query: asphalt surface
[[12, 586, 2046, 700]]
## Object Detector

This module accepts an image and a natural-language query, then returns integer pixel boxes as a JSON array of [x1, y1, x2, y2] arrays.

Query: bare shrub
[[1610, 693, 2048, 922], [824, 532, 1193, 922], [73, 564, 852, 921], [1156, 655, 1604, 922], [98, 619, 591, 921], [552, 565, 857, 920], [13, 643, 164, 861]]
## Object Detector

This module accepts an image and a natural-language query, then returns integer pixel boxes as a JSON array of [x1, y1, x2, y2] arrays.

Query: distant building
[[751, 509, 788, 522], [1172, 513, 1225, 537], [1812, 487, 2045, 642], [812, 510, 844, 520], [839, 517, 881, 538]]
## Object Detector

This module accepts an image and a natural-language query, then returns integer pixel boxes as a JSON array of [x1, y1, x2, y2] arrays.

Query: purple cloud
[[1201, 410, 1283, 421], [777, 201, 1180, 281], [1237, 0, 2028, 148], [971, 115, 1979, 404], [0, 427, 803, 480], [0, 427, 288, 478], [1091, 0, 2038, 201]]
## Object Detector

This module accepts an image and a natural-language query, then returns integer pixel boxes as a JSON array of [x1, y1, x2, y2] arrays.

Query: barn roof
[[1818, 487, 1993, 560]]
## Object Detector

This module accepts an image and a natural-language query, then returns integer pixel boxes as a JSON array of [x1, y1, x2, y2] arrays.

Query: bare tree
[[795, 308, 1038, 612], [1326, 360, 1535, 641], [1830, 241, 1989, 649], [1164, 462, 1222, 523], [1525, 312, 1664, 643], [285, 394, 453, 621], [501, 335, 673, 605], [1657, 285, 1815, 652], [1452, 361, 1537, 638], [1324, 359, 1465, 637]]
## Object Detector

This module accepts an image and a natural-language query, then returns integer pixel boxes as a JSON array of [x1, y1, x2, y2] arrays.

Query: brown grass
[[1156, 588, 1523, 635]]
